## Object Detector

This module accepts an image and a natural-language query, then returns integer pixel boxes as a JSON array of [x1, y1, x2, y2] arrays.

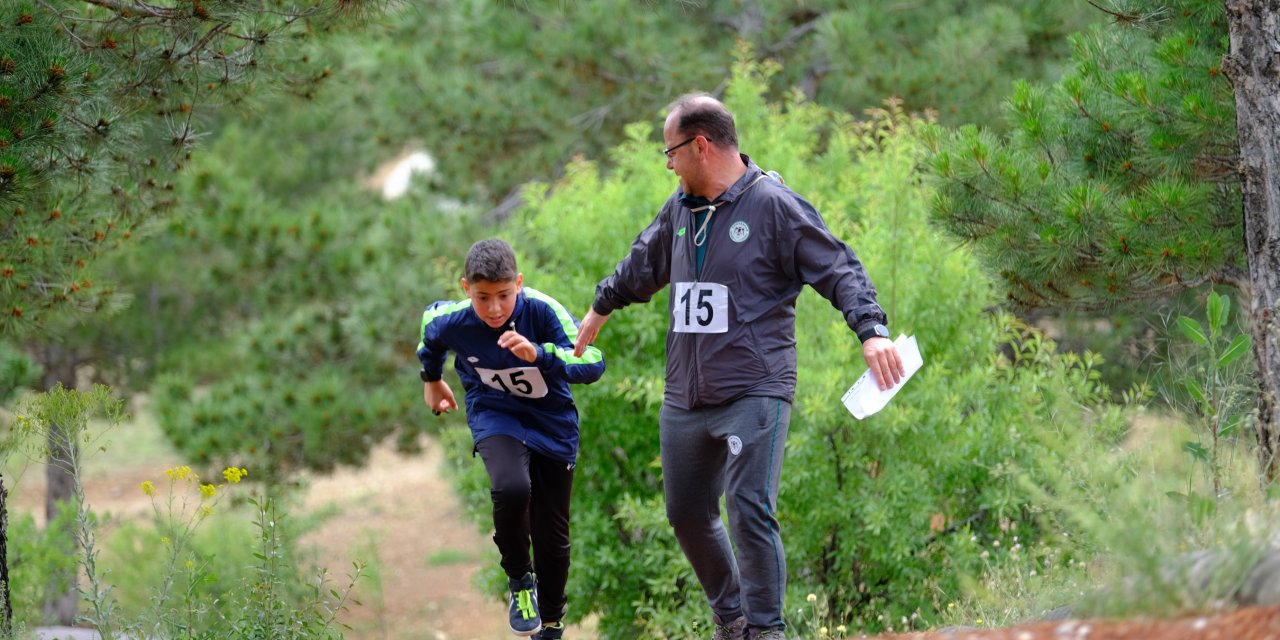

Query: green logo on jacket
[[677, 227, 687, 237]]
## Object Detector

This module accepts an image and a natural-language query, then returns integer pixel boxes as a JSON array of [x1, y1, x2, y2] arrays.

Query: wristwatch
[[419, 370, 437, 382], [858, 323, 890, 343]]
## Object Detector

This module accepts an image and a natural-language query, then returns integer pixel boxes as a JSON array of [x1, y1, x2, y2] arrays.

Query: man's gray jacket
[[592, 156, 888, 410]]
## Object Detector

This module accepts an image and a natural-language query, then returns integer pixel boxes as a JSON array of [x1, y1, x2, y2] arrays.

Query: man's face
[[462, 275, 522, 329], [663, 112, 701, 195]]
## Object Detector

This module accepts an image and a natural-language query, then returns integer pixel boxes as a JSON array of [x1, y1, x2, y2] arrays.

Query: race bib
[[474, 366, 549, 398], [672, 282, 729, 333]]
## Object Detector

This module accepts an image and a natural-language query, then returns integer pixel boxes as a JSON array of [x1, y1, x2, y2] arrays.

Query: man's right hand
[[573, 308, 610, 357], [424, 380, 458, 416]]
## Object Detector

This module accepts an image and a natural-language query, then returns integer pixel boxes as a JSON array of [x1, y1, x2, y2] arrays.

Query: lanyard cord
[[690, 202, 720, 247], [688, 173, 772, 247]]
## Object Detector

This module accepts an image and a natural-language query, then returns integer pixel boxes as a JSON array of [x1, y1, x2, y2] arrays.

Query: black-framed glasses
[[663, 136, 706, 159]]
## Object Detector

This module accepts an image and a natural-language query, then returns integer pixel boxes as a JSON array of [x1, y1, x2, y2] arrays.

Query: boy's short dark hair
[[464, 238, 518, 283]]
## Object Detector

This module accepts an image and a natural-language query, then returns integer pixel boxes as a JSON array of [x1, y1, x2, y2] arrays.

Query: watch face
[[874, 324, 889, 338]]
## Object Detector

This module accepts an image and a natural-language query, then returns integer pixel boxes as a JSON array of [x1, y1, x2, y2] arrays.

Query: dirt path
[[880, 604, 1280, 639], [296, 438, 516, 640]]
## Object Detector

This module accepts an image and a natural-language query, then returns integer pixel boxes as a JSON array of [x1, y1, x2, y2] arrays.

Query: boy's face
[[461, 275, 522, 329]]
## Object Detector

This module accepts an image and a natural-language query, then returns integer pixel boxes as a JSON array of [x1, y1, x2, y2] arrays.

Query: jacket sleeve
[[415, 302, 453, 381], [591, 202, 675, 315], [782, 194, 888, 338], [527, 293, 605, 384]]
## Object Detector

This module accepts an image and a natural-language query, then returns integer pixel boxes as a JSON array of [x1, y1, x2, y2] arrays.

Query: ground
[[7, 415, 1279, 639], [5, 414, 592, 640], [881, 605, 1280, 639]]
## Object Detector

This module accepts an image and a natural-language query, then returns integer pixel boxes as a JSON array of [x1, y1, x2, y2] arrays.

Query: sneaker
[[533, 621, 564, 639], [711, 616, 746, 640], [507, 572, 541, 636], [752, 629, 787, 640]]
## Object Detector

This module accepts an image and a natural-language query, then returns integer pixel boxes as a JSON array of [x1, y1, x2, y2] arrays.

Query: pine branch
[[1084, 0, 1144, 26], [78, 0, 181, 20], [764, 15, 823, 56]]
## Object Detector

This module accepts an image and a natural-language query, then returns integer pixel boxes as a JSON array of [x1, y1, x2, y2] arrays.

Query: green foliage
[[111, 119, 489, 478], [476, 60, 1131, 637], [0, 341, 36, 405], [0, 1, 363, 336], [4, 509, 80, 631], [249, 1, 1096, 205], [1162, 290, 1255, 495], [925, 0, 1238, 309], [8, 384, 126, 462], [806, 2, 1094, 125], [12, 455, 358, 638]]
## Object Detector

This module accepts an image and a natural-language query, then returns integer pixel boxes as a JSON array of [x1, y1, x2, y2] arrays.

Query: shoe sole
[[511, 623, 542, 637]]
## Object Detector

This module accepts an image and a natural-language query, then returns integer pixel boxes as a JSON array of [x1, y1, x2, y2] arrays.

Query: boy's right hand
[[424, 381, 458, 416]]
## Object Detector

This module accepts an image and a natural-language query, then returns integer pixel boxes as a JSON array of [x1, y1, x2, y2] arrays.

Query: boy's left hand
[[498, 330, 538, 363]]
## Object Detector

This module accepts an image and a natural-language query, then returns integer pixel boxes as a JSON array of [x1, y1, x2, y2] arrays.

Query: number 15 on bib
[[673, 282, 729, 333]]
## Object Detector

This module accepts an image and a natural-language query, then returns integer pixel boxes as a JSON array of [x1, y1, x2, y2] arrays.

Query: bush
[[438, 58, 1131, 637]]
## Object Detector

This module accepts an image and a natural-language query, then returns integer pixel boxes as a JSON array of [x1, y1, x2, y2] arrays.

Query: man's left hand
[[863, 337, 905, 391]]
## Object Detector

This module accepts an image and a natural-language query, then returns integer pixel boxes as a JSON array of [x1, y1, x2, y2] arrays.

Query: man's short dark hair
[[669, 94, 739, 150], [464, 238, 518, 283]]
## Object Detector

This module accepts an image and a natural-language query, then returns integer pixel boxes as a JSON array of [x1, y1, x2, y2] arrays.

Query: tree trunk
[[2, 473, 11, 635], [1224, 0, 1280, 481], [40, 347, 78, 625]]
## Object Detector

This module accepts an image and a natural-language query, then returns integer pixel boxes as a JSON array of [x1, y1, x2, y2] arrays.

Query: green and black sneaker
[[507, 572, 541, 636], [533, 621, 564, 639]]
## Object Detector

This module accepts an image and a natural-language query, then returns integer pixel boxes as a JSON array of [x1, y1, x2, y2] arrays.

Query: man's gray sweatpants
[[660, 395, 793, 633]]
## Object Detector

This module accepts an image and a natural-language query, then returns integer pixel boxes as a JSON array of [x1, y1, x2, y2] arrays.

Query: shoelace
[[516, 588, 537, 620]]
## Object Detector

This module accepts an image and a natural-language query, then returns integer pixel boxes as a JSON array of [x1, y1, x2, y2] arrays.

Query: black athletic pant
[[475, 434, 574, 622]]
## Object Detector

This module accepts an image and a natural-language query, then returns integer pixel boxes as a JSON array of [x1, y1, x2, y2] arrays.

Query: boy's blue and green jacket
[[416, 287, 605, 464]]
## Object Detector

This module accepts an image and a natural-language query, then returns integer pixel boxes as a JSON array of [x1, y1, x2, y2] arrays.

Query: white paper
[[841, 334, 924, 420]]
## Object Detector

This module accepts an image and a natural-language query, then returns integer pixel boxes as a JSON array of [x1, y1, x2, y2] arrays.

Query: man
[[572, 94, 903, 639]]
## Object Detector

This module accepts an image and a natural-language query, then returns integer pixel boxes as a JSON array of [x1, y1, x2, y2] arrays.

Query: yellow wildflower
[[199, 483, 216, 499], [807, 593, 818, 603], [140, 480, 156, 496], [161, 536, 171, 546], [200, 505, 213, 518], [164, 465, 194, 481], [222, 467, 248, 484]]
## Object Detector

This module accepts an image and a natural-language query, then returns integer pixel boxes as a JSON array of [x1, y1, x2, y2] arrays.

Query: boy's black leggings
[[475, 434, 574, 622]]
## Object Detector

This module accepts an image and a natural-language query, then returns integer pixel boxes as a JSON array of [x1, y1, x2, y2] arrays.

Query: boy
[[416, 238, 605, 639]]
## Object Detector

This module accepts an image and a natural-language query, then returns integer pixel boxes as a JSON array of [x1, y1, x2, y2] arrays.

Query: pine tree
[[927, 0, 1280, 478], [0, 0, 374, 624], [275, 1, 1098, 207], [0, 0, 358, 335]]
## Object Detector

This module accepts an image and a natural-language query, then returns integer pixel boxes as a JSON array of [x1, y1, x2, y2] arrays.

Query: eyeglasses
[[662, 136, 708, 159]]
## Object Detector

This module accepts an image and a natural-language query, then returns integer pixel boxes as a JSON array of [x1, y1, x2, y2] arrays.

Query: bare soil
[[881, 604, 1280, 639]]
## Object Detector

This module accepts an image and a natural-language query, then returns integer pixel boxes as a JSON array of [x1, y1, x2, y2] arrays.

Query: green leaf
[[1182, 440, 1209, 462], [1220, 414, 1243, 438], [1218, 333, 1250, 367], [1207, 291, 1228, 333], [1188, 490, 1216, 525], [1185, 377, 1206, 405], [1177, 315, 1207, 346]]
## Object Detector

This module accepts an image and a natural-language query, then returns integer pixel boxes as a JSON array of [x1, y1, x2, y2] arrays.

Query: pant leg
[[529, 451, 574, 622], [475, 435, 533, 579], [660, 401, 742, 624], [718, 396, 792, 633]]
